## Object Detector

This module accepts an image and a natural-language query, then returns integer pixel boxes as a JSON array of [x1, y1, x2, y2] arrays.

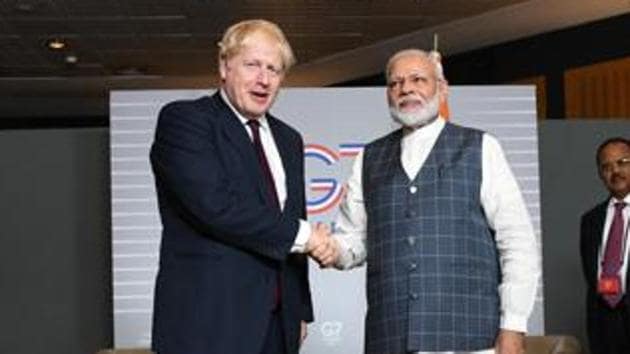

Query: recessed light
[[47, 39, 66, 50], [15, 1, 35, 12], [65, 55, 78, 64], [115, 67, 146, 76]]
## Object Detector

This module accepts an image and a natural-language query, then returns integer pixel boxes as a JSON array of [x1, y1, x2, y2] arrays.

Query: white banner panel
[[110, 87, 543, 352]]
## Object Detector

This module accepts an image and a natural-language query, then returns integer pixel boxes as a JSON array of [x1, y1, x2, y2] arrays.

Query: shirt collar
[[608, 194, 630, 209], [220, 89, 270, 131], [402, 116, 446, 141], [608, 194, 630, 215]]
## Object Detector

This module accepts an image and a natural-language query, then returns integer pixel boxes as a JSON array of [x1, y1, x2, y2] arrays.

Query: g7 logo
[[320, 320, 343, 338], [305, 143, 363, 215]]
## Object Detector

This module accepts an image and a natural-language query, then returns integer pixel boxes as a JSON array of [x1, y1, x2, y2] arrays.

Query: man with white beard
[[313, 49, 541, 354]]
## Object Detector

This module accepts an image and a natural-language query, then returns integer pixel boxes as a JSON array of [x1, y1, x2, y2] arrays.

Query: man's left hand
[[495, 329, 524, 354]]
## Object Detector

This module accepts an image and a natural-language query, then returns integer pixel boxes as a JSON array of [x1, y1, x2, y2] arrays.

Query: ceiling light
[[15, 1, 35, 12], [47, 39, 66, 50], [115, 67, 146, 76], [65, 55, 78, 64]]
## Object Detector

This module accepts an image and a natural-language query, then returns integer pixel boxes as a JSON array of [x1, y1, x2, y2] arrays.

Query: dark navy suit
[[580, 201, 630, 354], [150, 92, 313, 354]]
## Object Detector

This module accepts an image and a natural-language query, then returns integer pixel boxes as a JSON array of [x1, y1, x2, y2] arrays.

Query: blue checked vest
[[362, 122, 500, 353]]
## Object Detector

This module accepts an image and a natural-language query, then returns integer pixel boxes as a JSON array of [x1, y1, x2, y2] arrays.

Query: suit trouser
[[261, 310, 287, 354], [588, 298, 630, 354]]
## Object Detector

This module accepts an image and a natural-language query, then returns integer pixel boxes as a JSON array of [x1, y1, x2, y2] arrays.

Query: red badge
[[598, 275, 621, 295]]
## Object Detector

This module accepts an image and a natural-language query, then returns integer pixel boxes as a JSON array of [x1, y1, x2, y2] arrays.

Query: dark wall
[[0, 128, 112, 354], [539, 120, 630, 353]]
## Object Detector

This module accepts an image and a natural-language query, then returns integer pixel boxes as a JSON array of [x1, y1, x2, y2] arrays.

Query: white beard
[[389, 93, 440, 128]]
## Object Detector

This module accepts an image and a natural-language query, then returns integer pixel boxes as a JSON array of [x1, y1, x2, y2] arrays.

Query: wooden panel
[[512, 76, 547, 119], [565, 56, 630, 119]]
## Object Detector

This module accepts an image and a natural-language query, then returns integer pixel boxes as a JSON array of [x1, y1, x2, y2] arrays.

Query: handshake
[[305, 223, 339, 268]]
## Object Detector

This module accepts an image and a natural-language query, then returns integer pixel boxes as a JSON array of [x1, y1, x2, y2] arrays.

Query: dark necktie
[[246, 119, 280, 210], [246, 119, 282, 310], [600, 202, 627, 307]]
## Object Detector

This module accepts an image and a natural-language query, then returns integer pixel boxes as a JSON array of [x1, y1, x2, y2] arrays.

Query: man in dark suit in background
[[580, 137, 630, 354], [149, 19, 334, 354]]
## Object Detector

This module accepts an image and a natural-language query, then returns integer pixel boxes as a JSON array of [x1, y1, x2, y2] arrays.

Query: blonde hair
[[385, 49, 445, 82], [218, 19, 296, 72]]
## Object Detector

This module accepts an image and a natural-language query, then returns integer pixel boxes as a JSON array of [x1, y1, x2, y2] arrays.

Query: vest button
[[407, 236, 415, 246], [409, 185, 418, 194], [409, 292, 419, 300], [409, 262, 417, 271]]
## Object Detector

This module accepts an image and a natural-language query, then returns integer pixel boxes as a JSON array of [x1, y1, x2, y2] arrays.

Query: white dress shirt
[[333, 117, 541, 354], [597, 195, 630, 293], [220, 90, 311, 252]]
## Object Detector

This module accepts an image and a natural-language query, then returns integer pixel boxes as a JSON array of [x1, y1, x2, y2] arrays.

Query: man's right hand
[[306, 223, 339, 267]]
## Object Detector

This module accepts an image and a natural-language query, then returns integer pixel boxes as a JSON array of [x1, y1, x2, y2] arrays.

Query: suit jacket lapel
[[589, 202, 608, 285], [211, 93, 269, 203], [592, 203, 607, 249]]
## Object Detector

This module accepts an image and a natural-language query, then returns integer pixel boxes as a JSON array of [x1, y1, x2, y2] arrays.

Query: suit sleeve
[[150, 102, 298, 261]]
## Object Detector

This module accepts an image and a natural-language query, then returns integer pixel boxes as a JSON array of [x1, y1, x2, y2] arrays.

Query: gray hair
[[385, 49, 445, 83]]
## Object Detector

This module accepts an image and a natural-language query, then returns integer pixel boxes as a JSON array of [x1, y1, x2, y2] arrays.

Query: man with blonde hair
[[313, 49, 541, 354], [150, 19, 331, 354]]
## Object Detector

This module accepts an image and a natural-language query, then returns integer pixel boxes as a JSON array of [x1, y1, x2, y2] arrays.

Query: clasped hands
[[305, 223, 339, 267]]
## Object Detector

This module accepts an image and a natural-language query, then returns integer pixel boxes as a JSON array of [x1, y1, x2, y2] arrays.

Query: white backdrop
[[110, 87, 544, 352]]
